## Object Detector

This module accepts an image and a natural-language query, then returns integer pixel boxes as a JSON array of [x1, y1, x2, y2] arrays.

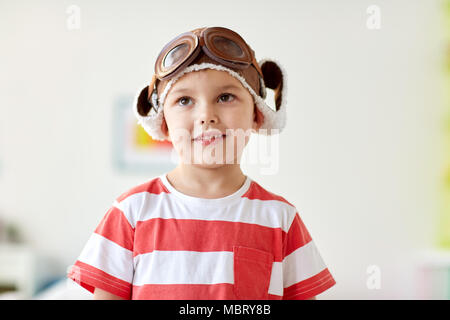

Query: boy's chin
[[190, 162, 231, 169], [179, 154, 240, 168]]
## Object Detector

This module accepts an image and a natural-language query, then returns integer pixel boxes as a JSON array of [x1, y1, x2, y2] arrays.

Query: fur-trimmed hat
[[133, 27, 287, 141]]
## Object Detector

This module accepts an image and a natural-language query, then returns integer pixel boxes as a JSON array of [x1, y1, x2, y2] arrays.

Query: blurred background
[[0, 0, 449, 299]]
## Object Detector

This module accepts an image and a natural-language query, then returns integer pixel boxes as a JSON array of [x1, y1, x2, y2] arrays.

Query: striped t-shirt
[[67, 174, 336, 300]]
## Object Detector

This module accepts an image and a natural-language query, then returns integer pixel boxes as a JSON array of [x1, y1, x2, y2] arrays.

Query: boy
[[67, 26, 336, 300]]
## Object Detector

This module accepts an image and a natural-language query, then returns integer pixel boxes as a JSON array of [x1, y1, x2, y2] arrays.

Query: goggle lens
[[211, 36, 245, 59], [163, 42, 190, 69]]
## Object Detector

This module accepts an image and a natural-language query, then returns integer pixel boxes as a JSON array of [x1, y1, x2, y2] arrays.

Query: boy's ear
[[161, 116, 171, 141], [253, 104, 264, 131]]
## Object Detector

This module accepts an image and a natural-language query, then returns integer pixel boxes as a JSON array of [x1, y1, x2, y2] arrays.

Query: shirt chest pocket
[[232, 246, 274, 300]]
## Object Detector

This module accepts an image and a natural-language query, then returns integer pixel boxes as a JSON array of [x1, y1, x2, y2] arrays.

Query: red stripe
[[283, 268, 336, 300], [134, 218, 285, 261], [242, 181, 295, 207], [283, 213, 312, 258], [94, 206, 134, 251], [116, 177, 169, 202], [132, 283, 283, 300], [67, 261, 132, 300]]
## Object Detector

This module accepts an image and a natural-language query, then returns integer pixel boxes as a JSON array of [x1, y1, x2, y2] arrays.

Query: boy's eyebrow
[[169, 84, 242, 96]]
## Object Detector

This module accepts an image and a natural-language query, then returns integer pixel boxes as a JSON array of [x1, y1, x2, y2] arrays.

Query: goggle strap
[[146, 74, 159, 113], [147, 75, 157, 101]]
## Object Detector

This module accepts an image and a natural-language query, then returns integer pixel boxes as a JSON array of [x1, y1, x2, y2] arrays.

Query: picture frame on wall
[[112, 94, 175, 174]]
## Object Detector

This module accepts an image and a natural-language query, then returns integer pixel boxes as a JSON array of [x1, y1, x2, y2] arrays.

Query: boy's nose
[[197, 105, 218, 125], [200, 118, 217, 125]]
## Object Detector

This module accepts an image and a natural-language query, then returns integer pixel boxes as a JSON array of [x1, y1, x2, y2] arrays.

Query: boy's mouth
[[192, 130, 227, 146], [193, 135, 226, 146]]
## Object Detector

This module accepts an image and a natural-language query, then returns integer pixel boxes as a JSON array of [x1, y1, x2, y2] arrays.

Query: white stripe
[[117, 191, 297, 232], [113, 198, 139, 229], [133, 250, 284, 296], [133, 250, 233, 285], [268, 262, 283, 296], [78, 233, 134, 284], [282, 240, 327, 288]]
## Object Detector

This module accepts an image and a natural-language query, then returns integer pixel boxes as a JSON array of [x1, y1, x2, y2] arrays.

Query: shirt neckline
[[159, 173, 252, 207]]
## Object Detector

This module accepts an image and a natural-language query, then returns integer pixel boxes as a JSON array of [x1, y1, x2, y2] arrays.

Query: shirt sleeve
[[282, 212, 336, 300], [67, 202, 135, 299]]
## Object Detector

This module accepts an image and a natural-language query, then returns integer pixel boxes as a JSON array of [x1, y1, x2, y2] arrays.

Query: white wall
[[0, 0, 445, 299]]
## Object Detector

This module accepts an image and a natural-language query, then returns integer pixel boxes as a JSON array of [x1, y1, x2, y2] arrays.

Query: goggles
[[147, 27, 265, 104]]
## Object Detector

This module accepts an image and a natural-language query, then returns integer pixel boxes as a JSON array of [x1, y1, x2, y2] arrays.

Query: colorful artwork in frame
[[112, 94, 176, 174]]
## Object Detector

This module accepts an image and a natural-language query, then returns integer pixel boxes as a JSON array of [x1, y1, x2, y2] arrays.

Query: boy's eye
[[176, 93, 235, 106], [219, 93, 235, 103], [177, 97, 192, 106]]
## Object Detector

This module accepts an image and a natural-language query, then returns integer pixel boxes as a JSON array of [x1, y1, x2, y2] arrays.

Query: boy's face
[[162, 69, 263, 168]]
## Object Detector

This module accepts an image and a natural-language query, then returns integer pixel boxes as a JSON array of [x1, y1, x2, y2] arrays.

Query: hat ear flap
[[133, 74, 169, 141], [136, 74, 159, 117], [260, 60, 284, 111], [136, 85, 152, 116]]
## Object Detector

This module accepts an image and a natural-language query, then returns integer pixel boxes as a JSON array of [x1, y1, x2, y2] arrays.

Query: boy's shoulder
[[244, 179, 296, 209], [115, 176, 168, 203], [244, 179, 299, 230]]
